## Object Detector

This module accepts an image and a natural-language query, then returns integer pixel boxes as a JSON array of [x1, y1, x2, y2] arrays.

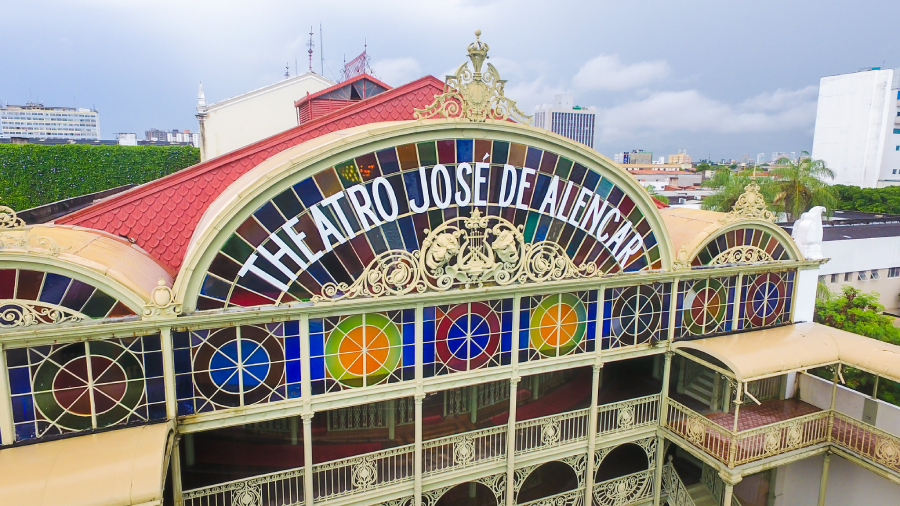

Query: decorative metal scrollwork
[[0, 205, 25, 228], [617, 405, 635, 431], [593, 469, 653, 506], [720, 183, 776, 224], [351, 457, 378, 490], [0, 230, 66, 256], [709, 245, 774, 265], [685, 416, 706, 445], [875, 438, 900, 467], [414, 30, 531, 124], [541, 417, 562, 446], [315, 210, 598, 301], [230, 481, 262, 506], [0, 301, 87, 328], [452, 436, 476, 466]]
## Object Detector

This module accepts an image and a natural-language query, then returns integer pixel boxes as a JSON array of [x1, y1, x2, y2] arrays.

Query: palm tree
[[770, 151, 836, 222], [700, 168, 777, 213]]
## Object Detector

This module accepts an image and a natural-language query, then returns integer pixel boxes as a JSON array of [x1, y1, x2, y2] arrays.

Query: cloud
[[596, 86, 818, 141], [371, 57, 422, 87], [573, 54, 669, 91]]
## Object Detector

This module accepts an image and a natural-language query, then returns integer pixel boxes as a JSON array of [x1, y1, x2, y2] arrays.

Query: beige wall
[[819, 235, 900, 313], [199, 73, 333, 161], [821, 274, 900, 313]]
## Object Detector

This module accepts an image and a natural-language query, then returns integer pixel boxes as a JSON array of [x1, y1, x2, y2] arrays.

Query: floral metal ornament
[[709, 245, 774, 265], [0, 229, 66, 256], [0, 301, 87, 328], [414, 30, 531, 124], [314, 210, 597, 301], [0, 204, 25, 228], [720, 183, 777, 224]]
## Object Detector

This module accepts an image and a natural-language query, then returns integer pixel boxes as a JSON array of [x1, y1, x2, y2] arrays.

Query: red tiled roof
[[56, 76, 445, 271], [652, 197, 669, 209]]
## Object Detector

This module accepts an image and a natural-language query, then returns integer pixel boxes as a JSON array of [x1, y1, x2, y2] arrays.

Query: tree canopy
[[833, 184, 900, 215], [770, 152, 836, 221]]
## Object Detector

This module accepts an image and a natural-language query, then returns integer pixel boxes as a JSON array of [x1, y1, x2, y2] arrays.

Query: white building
[[811, 67, 900, 187], [196, 72, 334, 161], [533, 94, 597, 148], [0, 102, 100, 140]]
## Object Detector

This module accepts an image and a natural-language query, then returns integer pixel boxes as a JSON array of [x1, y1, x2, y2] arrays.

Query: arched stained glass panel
[[692, 228, 791, 267], [740, 271, 794, 329], [424, 299, 513, 377], [520, 291, 597, 361], [602, 283, 670, 349], [675, 276, 737, 339]]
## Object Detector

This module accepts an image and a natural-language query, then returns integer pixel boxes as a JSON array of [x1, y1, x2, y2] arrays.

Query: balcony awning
[[0, 421, 174, 506], [673, 322, 900, 384]]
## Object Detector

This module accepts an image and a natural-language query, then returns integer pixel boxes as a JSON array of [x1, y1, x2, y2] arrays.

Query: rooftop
[[780, 210, 900, 241]]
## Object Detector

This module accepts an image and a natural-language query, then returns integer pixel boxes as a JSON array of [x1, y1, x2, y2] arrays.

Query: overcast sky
[[2, 0, 897, 160]]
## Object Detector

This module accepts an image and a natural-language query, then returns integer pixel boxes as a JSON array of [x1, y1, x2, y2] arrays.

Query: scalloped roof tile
[[55, 76, 445, 271]]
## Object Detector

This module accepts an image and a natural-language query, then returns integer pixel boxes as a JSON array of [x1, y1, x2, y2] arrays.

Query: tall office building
[[533, 94, 596, 148], [0, 102, 100, 140], [668, 149, 691, 164], [811, 67, 900, 187]]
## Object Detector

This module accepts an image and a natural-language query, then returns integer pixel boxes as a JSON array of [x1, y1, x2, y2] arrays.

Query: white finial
[[197, 82, 206, 109]]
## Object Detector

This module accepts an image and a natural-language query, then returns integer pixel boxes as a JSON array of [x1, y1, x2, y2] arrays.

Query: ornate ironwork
[[415, 30, 531, 124], [519, 489, 585, 506], [709, 245, 774, 265], [720, 183, 776, 224], [0, 230, 66, 256], [673, 247, 692, 271], [0, 300, 87, 328], [182, 468, 304, 506], [0, 204, 24, 228], [315, 211, 597, 301], [662, 462, 697, 506], [143, 277, 182, 318], [592, 468, 654, 506]]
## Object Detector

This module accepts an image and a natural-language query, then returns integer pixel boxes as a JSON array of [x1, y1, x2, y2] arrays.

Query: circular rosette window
[[611, 286, 662, 346], [436, 302, 501, 371], [33, 341, 144, 431], [530, 294, 587, 357], [194, 326, 285, 407], [325, 314, 402, 388], [683, 279, 729, 335], [745, 273, 786, 327]]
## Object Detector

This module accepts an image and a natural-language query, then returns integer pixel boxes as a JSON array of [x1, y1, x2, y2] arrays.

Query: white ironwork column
[[506, 294, 522, 506], [415, 303, 424, 506], [818, 451, 831, 506], [172, 437, 185, 506], [653, 351, 674, 506], [0, 344, 14, 445], [584, 362, 602, 504], [303, 413, 314, 505], [160, 326, 178, 419], [415, 393, 425, 505], [722, 483, 734, 506]]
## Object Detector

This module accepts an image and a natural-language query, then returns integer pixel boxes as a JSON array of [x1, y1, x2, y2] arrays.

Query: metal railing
[[666, 399, 735, 464], [731, 411, 830, 465], [745, 376, 781, 402], [661, 463, 696, 506], [514, 408, 590, 455], [832, 412, 900, 474], [327, 398, 415, 431], [182, 467, 304, 506], [422, 425, 507, 476], [597, 394, 661, 436], [592, 468, 655, 506], [311, 444, 415, 501], [518, 489, 585, 506]]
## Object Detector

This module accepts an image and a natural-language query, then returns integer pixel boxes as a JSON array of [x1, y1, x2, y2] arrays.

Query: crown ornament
[[415, 30, 531, 124]]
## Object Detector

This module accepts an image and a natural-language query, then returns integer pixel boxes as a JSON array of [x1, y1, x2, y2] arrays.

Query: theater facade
[[2, 33, 900, 506]]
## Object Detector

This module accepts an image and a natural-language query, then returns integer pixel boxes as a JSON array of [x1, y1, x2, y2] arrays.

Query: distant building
[[811, 67, 900, 187], [0, 102, 100, 140], [668, 149, 691, 164], [533, 94, 596, 148], [116, 133, 138, 146], [757, 153, 766, 165], [614, 149, 653, 165], [145, 128, 199, 147], [196, 72, 334, 161]]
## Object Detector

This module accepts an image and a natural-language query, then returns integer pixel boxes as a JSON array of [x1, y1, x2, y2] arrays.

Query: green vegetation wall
[[0, 144, 200, 210], [833, 184, 900, 215]]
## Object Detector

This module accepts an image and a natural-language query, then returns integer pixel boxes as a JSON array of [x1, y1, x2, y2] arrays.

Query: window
[[831, 273, 839, 283], [858, 271, 868, 281], [871, 269, 881, 280], [889, 267, 900, 278], [895, 129, 900, 134], [845, 272, 852, 282]]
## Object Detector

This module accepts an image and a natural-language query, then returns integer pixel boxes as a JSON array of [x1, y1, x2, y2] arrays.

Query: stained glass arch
[[178, 120, 675, 311], [688, 223, 802, 268]]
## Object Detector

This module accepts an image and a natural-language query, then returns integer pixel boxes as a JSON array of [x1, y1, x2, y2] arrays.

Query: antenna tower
[[320, 23, 324, 75], [306, 27, 315, 73], [285, 63, 290, 79]]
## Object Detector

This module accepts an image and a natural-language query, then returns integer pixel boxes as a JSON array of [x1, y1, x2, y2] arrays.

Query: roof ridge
[[294, 73, 394, 107]]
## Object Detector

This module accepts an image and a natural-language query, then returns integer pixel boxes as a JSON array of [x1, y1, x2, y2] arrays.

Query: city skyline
[[1, 0, 897, 160]]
